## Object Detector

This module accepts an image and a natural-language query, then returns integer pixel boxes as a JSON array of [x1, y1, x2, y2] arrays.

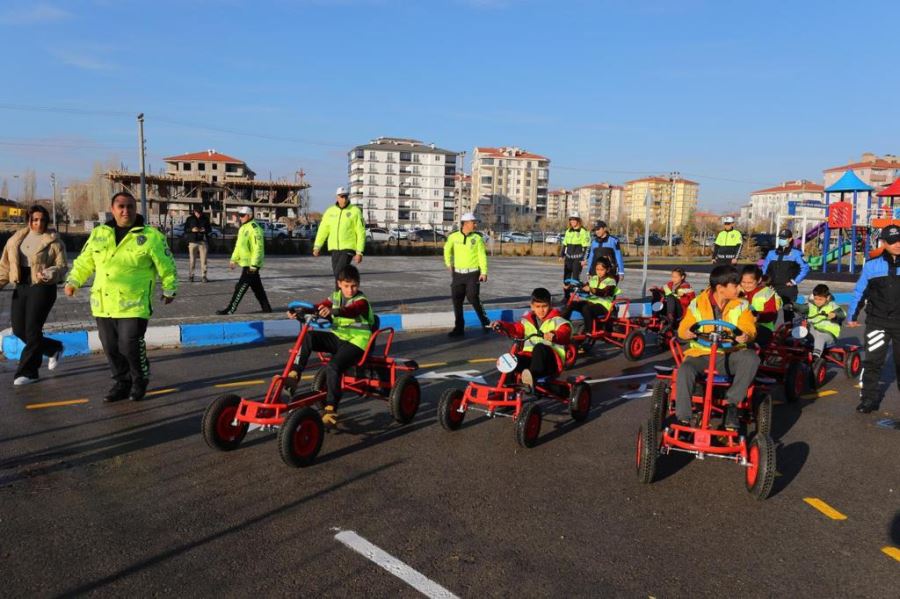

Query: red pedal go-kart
[[627, 287, 679, 349], [788, 318, 862, 391], [201, 301, 420, 467], [563, 279, 646, 365], [438, 325, 591, 448], [636, 320, 777, 500]]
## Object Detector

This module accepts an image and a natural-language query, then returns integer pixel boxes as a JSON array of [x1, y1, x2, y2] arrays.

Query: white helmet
[[237, 206, 252, 216], [460, 212, 477, 222], [568, 212, 581, 220], [722, 216, 735, 224], [335, 186, 349, 197]]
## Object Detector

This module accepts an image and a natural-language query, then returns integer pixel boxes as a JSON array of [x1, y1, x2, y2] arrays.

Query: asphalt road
[[1, 329, 899, 597]]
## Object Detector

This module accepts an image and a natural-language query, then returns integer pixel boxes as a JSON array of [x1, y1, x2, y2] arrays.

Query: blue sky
[[1, 0, 898, 212]]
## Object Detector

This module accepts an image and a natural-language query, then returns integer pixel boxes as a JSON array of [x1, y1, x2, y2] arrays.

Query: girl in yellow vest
[[285, 265, 374, 428], [738, 265, 781, 348], [794, 284, 845, 369], [561, 256, 620, 330]]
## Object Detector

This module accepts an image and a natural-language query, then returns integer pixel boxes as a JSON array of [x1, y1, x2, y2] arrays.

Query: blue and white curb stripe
[[0, 292, 857, 361]]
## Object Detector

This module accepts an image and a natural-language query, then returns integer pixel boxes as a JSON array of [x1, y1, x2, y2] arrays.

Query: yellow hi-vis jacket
[[314, 202, 366, 254], [678, 290, 756, 357], [231, 219, 265, 268], [444, 231, 488, 275]]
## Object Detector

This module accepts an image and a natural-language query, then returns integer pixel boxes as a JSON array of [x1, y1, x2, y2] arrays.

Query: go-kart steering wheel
[[690, 319, 739, 349], [563, 278, 582, 287], [287, 300, 332, 329]]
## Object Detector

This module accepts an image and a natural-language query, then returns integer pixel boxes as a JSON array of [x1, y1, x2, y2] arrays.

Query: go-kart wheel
[[745, 434, 776, 500], [784, 362, 807, 403], [568, 382, 591, 422], [438, 387, 466, 431], [514, 402, 543, 448], [389, 373, 421, 425], [753, 392, 773, 437], [311, 368, 327, 392], [844, 349, 862, 379], [564, 344, 578, 369], [636, 418, 658, 484], [650, 380, 669, 431], [809, 359, 827, 390], [623, 330, 645, 361], [278, 406, 324, 468], [202, 394, 248, 451]]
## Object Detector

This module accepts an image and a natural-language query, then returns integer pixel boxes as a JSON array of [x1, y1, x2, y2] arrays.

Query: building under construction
[[106, 150, 310, 227]]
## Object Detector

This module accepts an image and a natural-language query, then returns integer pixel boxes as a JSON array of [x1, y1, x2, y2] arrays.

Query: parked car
[[365, 227, 391, 242], [260, 221, 289, 240], [388, 226, 409, 240], [294, 223, 318, 240], [543, 233, 563, 244], [408, 229, 446, 242], [500, 231, 531, 243]]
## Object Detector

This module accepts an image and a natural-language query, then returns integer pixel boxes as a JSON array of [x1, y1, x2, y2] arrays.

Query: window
[[212, 176, 217, 182], [369, 152, 377, 160], [481, 176, 493, 185], [212, 163, 218, 170], [183, 162, 192, 171], [482, 158, 494, 166], [198, 163, 206, 171]]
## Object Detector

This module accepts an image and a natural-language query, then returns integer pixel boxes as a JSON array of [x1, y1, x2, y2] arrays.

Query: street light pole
[[668, 170, 679, 247], [641, 189, 652, 299], [137, 113, 148, 218], [50, 172, 58, 229]]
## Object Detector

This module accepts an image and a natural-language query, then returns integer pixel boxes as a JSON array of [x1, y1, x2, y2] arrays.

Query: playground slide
[[808, 242, 851, 269], [804, 222, 825, 242]]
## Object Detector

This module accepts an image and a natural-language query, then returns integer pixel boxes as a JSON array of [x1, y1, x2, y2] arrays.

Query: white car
[[366, 227, 391, 242], [260, 222, 289, 240], [388, 227, 409, 240], [544, 233, 563, 244]]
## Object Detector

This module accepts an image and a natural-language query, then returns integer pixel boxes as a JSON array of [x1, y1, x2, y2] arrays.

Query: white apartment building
[[572, 183, 624, 225], [748, 179, 824, 231], [348, 137, 459, 228], [547, 189, 573, 221], [470, 147, 550, 228]]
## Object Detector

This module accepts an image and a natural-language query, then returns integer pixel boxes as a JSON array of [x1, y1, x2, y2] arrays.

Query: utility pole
[[667, 170, 680, 247], [50, 172, 58, 229], [641, 189, 652, 299], [137, 113, 147, 217]]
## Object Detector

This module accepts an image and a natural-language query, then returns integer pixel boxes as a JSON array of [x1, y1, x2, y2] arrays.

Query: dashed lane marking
[[584, 372, 657, 384], [333, 529, 459, 599], [25, 399, 90, 410], [800, 390, 837, 400], [881, 546, 900, 562], [214, 379, 267, 388], [803, 497, 848, 520], [467, 357, 496, 363], [419, 362, 448, 368], [146, 388, 178, 397]]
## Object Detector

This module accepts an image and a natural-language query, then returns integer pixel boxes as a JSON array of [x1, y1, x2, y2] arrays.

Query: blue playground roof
[[825, 170, 875, 192]]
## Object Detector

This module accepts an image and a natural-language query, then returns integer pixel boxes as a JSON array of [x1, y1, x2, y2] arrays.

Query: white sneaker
[[48, 348, 63, 371], [13, 376, 39, 386]]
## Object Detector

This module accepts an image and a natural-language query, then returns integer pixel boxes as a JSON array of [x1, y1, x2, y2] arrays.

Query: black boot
[[104, 380, 131, 403], [724, 405, 740, 431], [130, 378, 149, 402], [856, 401, 878, 414]]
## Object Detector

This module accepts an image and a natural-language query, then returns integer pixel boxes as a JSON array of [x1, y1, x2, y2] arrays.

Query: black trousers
[[664, 295, 683, 321], [774, 284, 798, 324], [516, 344, 560, 379], [331, 251, 356, 287], [11, 282, 62, 379], [562, 258, 583, 300], [295, 330, 364, 408], [451, 271, 490, 331], [562, 300, 608, 332], [860, 324, 900, 408], [224, 267, 271, 313], [96, 317, 149, 384]]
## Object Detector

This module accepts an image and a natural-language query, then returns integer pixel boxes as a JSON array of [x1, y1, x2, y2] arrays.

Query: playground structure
[[774, 171, 900, 272]]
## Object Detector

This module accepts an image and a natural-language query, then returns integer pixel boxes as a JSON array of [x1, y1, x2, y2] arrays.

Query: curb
[[0, 292, 856, 361]]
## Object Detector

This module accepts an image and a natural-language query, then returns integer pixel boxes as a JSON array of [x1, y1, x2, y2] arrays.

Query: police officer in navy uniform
[[848, 224, 900, 413], [762, 228, 810, 324], [584, 220, 624, 280]]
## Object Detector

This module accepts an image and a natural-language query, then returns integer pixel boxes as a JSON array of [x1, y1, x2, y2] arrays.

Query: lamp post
[[667, 170, 680, 247], [50, 172, 58, 229], [137, 113, 148, 218]]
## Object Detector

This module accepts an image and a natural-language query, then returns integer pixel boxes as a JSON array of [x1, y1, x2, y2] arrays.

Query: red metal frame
[[568, 296, 644, 357], [758, 322, 861, 385]]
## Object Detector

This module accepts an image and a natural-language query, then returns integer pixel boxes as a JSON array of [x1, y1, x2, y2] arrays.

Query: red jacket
[[741, 286, 779, 324], [496, 308, 572, 369], [664, 281, 696, 311]]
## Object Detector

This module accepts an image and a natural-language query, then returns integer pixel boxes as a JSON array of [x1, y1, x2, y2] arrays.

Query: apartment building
[[165, 149, 255, 181], [453, 174, 472, 222], [470, 146, 550, 228], [547, 189, 573, 221], [622, 176, 698, 230], [823, 152, 900, 191], [348, 137, 458, 228], [572, 183, 624, 225], [748, 180, 824, 230]]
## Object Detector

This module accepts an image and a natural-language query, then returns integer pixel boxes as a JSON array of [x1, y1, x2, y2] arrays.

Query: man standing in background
[[184, 204, 210, 282], [313, 186, 366, 284]]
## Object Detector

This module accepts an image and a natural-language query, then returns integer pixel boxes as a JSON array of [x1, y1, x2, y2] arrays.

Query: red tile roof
[[624, 176, 699, 186], [751, 180, 824, 195], [475, 147, 549, 161], [163, 150, 245, 164], [823, 157, 900, 173], [575, 182, 623, 191]]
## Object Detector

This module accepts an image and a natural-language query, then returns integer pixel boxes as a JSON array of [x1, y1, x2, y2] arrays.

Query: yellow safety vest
[[714, 229, 743, 247], [807, 301, 841, 338], [748, 286, 781, 332], [522, 315, 569, 361], [688, 297, 750, 354], [443, 231, 488, 274], [330, 290, 375, 350], [586, 275, 620, 310]]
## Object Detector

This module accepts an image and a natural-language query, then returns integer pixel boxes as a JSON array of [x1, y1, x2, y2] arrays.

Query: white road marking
[[333, 529, 459, 599], [584, 372, 657, 384], [419, 369, 487, 384]]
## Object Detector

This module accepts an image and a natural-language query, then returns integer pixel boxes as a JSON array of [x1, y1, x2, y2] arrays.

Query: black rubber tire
[[745, 434, 776, 500], [564, 344, 578, 370], [844, 349, 862, 379], [636, 418, 658, 484], [311, 368, 327, 392], [650, 379, 669, 431], [754, 392, 773, 437], [277, 406, 324, 468], [514, 402, 543, 448], [784, 362, 807, 403], [623, 330, 646, 361], [568, 382, 591, 422], [438, 387, 466, 431], [389, 373, 421, 425], [202, 394, 248, 451]]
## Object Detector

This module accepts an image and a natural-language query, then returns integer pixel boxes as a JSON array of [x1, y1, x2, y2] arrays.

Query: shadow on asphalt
[[769, 441, 810, 498], [890, 511, 900, 545], [53, 459, 402, 597]]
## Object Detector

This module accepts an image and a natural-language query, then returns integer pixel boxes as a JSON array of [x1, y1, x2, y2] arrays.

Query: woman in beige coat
[[0, 205, 68, 385]]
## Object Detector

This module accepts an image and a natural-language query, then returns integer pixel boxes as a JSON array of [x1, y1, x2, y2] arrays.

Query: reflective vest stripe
[[522, 316, 568, 360]]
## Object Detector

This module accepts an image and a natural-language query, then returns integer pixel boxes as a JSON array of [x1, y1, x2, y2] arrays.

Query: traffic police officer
[[559, 211, 590, 301], [65, 191, 177, 402], [762, 228, 809, 323], [217, 206, 272, 314], [313, 186, 367, 283], [712, 216, 743, 265], [444, 212, 490, 338], [585, 220, 624, 279]]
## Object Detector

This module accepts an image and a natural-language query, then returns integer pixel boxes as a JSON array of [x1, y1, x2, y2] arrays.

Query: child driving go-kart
[[561, 256, 620, 331], [792, 284, 845, 372], [284, 264, 374, 428], [493, 287, 572, 389], [676, 265, 760, 431]]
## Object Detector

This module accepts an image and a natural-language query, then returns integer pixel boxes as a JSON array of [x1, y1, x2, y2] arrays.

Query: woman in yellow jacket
[[0, 205, 68, 385], [675, 265, 759, 430]]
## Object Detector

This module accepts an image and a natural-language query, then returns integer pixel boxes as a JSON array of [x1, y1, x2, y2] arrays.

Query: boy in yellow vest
[[676, 265, 759, 430], [285, 265, 374, 427], [793, 284, 844, 371]]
